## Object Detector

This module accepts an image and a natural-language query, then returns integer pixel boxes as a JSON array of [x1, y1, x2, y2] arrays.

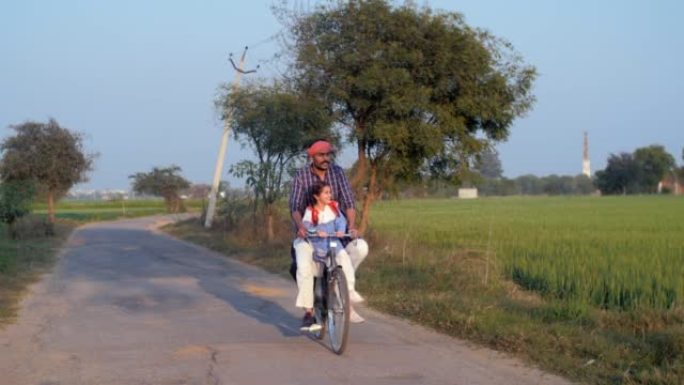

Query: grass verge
[[0, 219, 74, 328], [163, 217, 293, 277]]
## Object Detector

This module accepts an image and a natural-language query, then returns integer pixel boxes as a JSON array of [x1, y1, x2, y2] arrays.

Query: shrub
[[0, 180, 36, 237]]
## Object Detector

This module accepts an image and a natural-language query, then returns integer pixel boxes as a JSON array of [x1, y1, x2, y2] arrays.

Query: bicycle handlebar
[[306, 233, 355, 239], [306, 229, 360, 239]]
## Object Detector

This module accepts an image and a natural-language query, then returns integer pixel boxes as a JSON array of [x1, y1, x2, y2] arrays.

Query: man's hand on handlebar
[[299, 228, 330, 238], [300, 228, 361, 239]]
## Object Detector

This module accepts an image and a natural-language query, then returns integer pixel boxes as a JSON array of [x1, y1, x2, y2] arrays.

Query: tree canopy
[[595, 153, 640, 195], [595, 145, 675, 194], [0, 119, 96, 222], [282, 0, 536, 231], [220, 81, 333, 240], [129, 166, 190, 213], [633, 145, 676, 193]]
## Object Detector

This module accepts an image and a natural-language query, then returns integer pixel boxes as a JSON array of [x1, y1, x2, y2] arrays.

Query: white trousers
[[294, 238, 369, 309]]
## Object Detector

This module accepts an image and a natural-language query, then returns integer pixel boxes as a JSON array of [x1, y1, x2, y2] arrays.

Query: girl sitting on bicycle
[[296, 181, 364, 331]]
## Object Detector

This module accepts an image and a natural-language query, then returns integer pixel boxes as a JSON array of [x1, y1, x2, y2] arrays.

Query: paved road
[[0, 215, 574, 385]]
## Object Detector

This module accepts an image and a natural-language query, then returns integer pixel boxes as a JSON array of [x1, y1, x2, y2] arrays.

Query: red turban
[[307, 140, 333, 157]]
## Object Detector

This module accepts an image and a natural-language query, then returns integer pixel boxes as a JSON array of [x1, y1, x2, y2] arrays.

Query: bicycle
[[306, 230, 352, 355]]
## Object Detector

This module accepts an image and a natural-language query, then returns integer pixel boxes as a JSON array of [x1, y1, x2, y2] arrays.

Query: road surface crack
[[205, 347, 221, 385]]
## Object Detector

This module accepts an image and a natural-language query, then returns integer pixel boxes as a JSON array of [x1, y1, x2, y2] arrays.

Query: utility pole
[[204, 47, 257, 228]]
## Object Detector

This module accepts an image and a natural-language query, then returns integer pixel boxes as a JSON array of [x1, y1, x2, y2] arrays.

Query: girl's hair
[[311, 181, 331, 198]]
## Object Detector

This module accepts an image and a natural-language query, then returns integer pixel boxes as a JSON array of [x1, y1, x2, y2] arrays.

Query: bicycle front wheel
[[326, 267, 350, 354], [312, 277, 327, 340]]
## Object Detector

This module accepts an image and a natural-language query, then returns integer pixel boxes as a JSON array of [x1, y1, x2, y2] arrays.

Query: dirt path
[[0, 215, 574, 385]]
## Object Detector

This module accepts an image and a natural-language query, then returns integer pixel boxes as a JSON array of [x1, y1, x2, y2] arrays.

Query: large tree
[[220, 81, 333, 241], [129, 166, 190, 213], [595, 145, 675, 195], [0, 119, 96, 222], [633, 145, 675, 193], [282, 0, 536, 231], [595, 152, 641, 195]]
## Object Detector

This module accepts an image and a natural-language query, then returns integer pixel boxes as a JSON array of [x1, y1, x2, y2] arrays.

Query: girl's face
[[315, 186, 332, 205]]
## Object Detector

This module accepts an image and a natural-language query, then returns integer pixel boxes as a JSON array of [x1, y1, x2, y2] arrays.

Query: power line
[[246, 31, 283, 50]]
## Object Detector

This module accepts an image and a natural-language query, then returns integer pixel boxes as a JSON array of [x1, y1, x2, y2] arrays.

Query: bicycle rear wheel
[[326, 267, 350, 354]]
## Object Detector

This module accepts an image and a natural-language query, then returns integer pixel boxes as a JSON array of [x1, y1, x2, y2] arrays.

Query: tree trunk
[[266, 211, 274, 243], [350, 138, 368, 199], [47, 191, 56, 223], [358, 164, 378, 234], [164, 194, 185, 213]]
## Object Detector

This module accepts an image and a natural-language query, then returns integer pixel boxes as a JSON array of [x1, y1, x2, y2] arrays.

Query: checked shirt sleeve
[[335, 166, 355, 211], [289, 169, 306, 215]]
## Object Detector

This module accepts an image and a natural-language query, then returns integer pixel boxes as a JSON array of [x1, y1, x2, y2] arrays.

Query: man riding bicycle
[[289, 140, 369, 329]]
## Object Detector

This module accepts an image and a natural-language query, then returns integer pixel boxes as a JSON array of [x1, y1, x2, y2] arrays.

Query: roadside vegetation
[[0, 218, 72, 327], [166, 195, 684, 385], [129, 166, 192, 213], [0, 119, 96, 223]]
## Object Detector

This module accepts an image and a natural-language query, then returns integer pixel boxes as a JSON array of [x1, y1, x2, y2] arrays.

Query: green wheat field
[[369, 195, 684, 312], [355, 195, 684, 383]]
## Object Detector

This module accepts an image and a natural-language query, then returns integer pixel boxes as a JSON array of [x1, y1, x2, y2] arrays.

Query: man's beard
[[313, 161, 329, 171]]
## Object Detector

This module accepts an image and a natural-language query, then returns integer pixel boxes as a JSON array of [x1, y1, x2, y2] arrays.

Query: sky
[[1, 0, 683, 191]]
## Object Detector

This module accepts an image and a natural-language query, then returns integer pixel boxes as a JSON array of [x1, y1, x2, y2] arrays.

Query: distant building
[[67, 189, 129, 201], [458, 188, 478, 199], [658, 174, 682, 195]]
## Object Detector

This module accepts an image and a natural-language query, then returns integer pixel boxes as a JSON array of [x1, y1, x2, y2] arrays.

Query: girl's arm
[[302, 209, 316, 231], [303, 208, 327, 237]]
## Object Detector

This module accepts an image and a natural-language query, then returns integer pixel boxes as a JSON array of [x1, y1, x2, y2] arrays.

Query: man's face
[[312, 152, 333, 171]]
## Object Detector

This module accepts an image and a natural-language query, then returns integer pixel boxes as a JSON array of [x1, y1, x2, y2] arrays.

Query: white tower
[[582, 132, 591, 177]]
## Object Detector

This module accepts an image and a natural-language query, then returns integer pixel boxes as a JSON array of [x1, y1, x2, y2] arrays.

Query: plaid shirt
[[289, 163, 355, 218]]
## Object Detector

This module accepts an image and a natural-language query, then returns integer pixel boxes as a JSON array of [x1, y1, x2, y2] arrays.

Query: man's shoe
[[349, 307, 365, 323], [300, 312, 321, 332], [349, 290, 365, 304]]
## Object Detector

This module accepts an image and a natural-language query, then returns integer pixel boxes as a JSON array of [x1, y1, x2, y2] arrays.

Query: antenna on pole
[[204, 46, 257, 228]]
